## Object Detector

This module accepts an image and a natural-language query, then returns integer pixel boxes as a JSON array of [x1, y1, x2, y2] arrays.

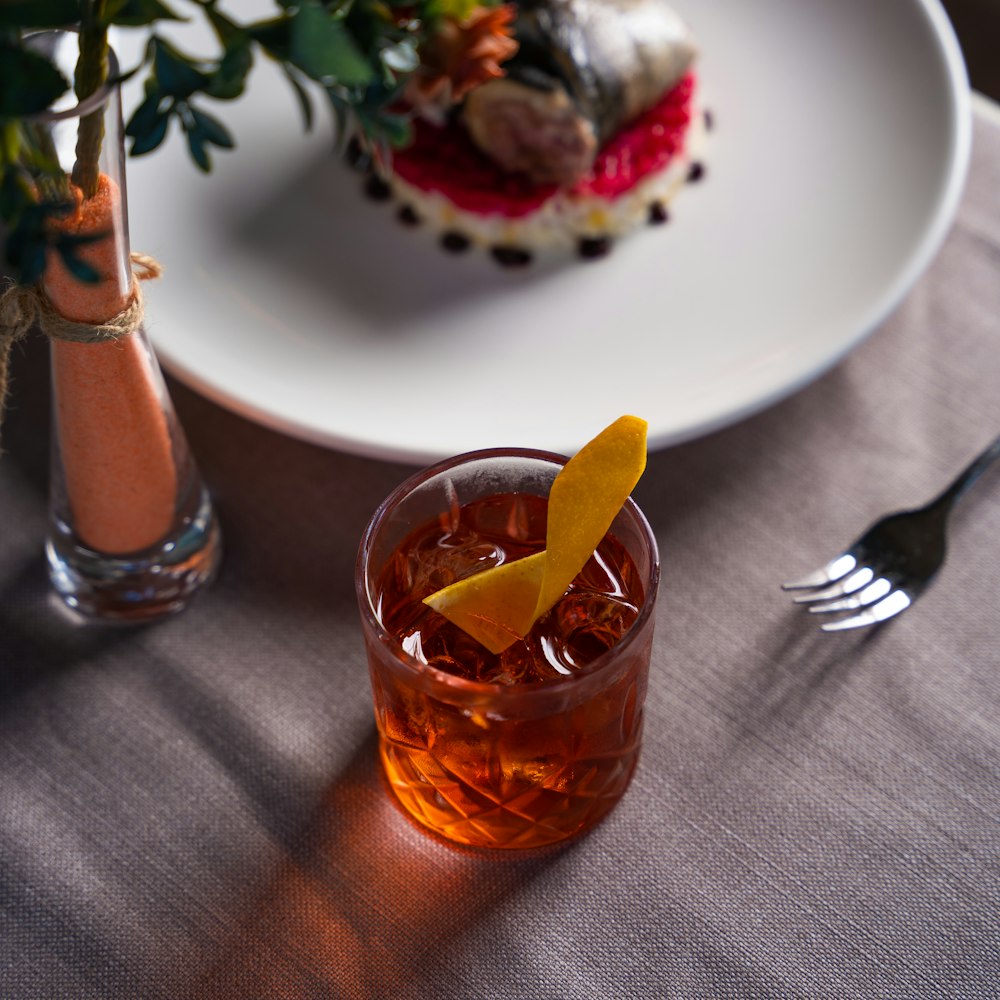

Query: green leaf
[[281, 66, 315, 132], [151, 37, 208, 97], [204, 40, 253, 100], [373, 111, 411, 148], [189, 106, 233, 149], [0, 168, 96, 285], [428, 0, 482, 20], [59, 250, 102, 285], [0, 46, 68, 116], [4, 203, 66, 286], [247, 16, 292, 63], [13, 242, 47, 286], [105, 0, 186, 27], [124, 82, 174, 157], [180, 110, 212, 172], [206, 7, 246, 45], [1, 121, 20, 163], [124, 90, 165, 137], [57, 229, 110, 251], [186, 132, 210, 171], [0, 158, 18, 203], [127, 109, 170, 155], [291, 2, 373, 87], [107, 61, 142, 89], [0, 0, 78, 28]]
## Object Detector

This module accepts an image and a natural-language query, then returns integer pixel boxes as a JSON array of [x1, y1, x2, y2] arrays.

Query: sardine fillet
[[464, 0, 697, 186]]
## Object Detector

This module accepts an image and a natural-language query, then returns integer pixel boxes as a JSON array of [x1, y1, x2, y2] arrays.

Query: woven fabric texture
[[0, 110, 998, 1000]]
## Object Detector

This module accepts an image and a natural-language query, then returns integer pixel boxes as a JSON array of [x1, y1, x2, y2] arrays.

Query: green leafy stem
[[0, 0, 433, 284]]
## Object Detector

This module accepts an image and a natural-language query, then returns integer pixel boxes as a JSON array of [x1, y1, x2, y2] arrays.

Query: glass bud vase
[[28, 31, 221, 621]]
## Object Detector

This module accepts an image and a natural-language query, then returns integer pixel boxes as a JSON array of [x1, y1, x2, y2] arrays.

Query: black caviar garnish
[[441, 231, 471, 253], [397, 205, 420, 227], [578, 236, 612, 260], [687, 162, 705, 183], [703, 109, 714, 131], [491, 246, 533, 268], [648, 201, 669, 225], [364, 174, 392, 201]]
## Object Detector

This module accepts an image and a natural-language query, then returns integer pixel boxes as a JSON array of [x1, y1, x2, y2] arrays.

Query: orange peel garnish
[[423, 415, 648, 654]]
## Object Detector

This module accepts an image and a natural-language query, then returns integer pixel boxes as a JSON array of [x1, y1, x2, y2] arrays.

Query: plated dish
[[373, 0, 706, 266], [126, 0, 970, 464]]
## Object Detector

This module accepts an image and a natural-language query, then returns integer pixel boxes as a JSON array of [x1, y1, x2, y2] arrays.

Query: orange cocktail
[[356, 447, 659, 850]]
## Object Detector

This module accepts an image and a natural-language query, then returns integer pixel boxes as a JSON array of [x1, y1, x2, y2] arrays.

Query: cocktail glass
[[355, 448, 659, 850]]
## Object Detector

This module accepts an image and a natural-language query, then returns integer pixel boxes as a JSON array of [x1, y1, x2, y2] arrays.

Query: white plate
[[125, 0, 971, 465]]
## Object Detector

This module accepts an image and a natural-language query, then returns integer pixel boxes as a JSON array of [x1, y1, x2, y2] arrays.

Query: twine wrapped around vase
[[0, 252, 162, 449]]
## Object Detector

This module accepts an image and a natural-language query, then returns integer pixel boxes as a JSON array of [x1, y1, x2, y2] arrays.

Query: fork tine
[[782, 553, 857, 590], [818, 590, 912, 632], [805, 577, 892, 614], [791, 565, 874, 604]]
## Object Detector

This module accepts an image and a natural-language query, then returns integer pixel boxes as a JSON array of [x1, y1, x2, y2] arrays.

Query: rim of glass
[[356, 446, 660, 694], [23, 29, 120, 123]]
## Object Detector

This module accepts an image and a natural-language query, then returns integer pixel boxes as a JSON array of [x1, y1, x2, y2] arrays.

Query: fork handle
[[934, 431, 1000, 509]]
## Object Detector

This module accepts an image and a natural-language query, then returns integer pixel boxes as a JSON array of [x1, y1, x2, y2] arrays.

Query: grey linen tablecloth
[[2, 107, 999, 1000]]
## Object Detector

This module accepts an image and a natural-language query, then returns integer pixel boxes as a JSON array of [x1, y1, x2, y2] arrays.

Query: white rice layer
[[387, 109, 707, 253]]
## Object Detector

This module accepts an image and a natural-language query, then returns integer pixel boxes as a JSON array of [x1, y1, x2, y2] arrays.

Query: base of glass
[[45, 487, 222, 623], [377, 733, 639, 851]]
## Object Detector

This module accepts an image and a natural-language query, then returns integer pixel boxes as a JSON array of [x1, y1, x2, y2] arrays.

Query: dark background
[[943, 0, 1000, 100]]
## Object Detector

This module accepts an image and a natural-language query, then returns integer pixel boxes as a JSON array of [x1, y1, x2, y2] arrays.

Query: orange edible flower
[[406, 4, 519, 112]]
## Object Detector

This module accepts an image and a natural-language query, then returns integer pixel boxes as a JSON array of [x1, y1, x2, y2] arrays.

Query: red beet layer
[[393, 73, 696, 219]]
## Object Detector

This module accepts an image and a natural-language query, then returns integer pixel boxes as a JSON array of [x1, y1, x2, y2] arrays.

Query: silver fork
[[782, 432, 1000, 631]]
